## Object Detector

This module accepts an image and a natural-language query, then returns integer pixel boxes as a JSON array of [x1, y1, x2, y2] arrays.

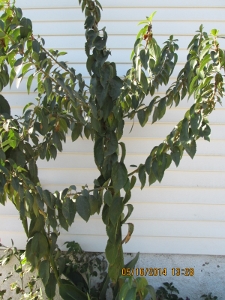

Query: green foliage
[[0, 0, 224, 299], [155, 282, 218, 300], [0, 241, 44, 299]]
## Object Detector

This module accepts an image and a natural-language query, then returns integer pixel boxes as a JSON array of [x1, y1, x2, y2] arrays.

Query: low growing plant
[[0, 240, 44, 299], [0, 0, 224, 298]]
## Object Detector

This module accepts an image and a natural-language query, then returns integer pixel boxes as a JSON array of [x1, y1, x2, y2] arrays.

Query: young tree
[[0, 0, 224, 298]]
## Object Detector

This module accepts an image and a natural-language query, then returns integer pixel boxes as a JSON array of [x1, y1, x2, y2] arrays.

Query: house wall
[[0, 1, 225, 298]]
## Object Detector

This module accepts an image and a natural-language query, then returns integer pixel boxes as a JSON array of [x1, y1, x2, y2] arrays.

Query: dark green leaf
[[62, 197, 76, 225], [71, 123, 82, 141], [190, 112, 202, 134], [39, 260, 50, 286], [119, 142, 126, 163], [20, 17, 32, 38], [76, 195, 91, 222], [45, 273, 56, 299], [189, 75, 198, 97], [137, 109, 146, 127], [32, 40, 40, 53], [27, 74, 34, 94], [11, 177, 19, 191], [89, 195, 99, 215], [104, 190, 113, 206], [145, 155, 152, 175], [10, 149, 25, 167], [171, 148, 181, 167], [149, 168, 156, 185], [30, 232, 49, 260], [94, 35, 107, 50], [112, 162, 127, 192], [109, 196, 123, 226], [138, 164, 146, 189], [44, 77, 52, 96], [53, 132, 62, 151], [130, 175, 136, 189], [58, 209, 68, 231], [140, 71, 148, 94], [121, 204, 133, 224], [105, 131, 118, 156], [94, 136, 104, 168], [140, 49, 148, 70], [59, 283, 88, 300], [152, 106, 158, 123], [184, 139, 196, 159], [180, 118, 189, 142], [0, 95, 10, 115], [157, 98, 166, 120], [85, 15, 95, 29], [105, 239, 120, 264], [109, 76, 123, 100]]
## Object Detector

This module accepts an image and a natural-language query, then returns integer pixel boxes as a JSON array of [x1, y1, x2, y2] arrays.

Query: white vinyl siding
[[0, 0, 225, 255]]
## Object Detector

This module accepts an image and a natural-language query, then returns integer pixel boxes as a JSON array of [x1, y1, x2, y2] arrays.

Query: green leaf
[[44, 77, 52, 96], [140, 49, 148, 70], [32, 40, 40, 53], [39, 260, 50, 286], [20, 17, 32, 38], [45, 273, 56, 299], [59, 283, 88, 300], [109, 76, 123, 100], [146, 285, 156, 300], [149, 168, 156, 185], [184, 139, 196, 159], [157, 98, 166, 120], [89, 195, 99, 215], [137, 108, 149, 127], [58, 209, 68, 231], [121, 204, 133, 224], [147, 11, 157, 22], [109, 196, 124, 226], [124, 287, 137, 300], [94, 35, 107, 50], [71, 123, 82, 141], [85, 15, 95, 29], [190, 112, 202, 134], [76, 195, 91, 222], [180, 118, 189, 143], [130, 175, 136, 189], [112, 162, 128, 192], [199, 54, 211, 72], [189, 75, 198, 97], [42, 189, 54, 209], [152, 106, 158, 123], [211, 28, 219, 36], [0, 95, 10, 115], [105, 131, 118, 156], [30, 232, 49, 261], [94, 136, 104, 168], [27, 74, 34, 94], [11, 177, 19, 191], [125, 252, 139, 269], [105, 239, 120, 264], [138, 164, 146, 189], [145, 155, 152, 175], [140, 71, 148, 94], [104, 190, 113, 206], [136, 277, 148, 292], [171, 148, 181, 167], [62, 197, 76, 225], [10, 149, 25, 167]]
